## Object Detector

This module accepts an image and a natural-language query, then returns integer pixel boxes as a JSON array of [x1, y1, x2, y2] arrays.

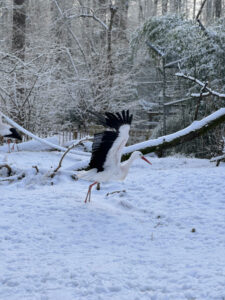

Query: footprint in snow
[[105, 190, 133, 210]]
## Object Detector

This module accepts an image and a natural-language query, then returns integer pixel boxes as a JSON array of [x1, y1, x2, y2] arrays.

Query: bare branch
[[0, 86, 11, 97], [0, 172, 25, 182], [53, 0, 88, 68], [22, 57, 47, 107], [68, 6, 108, 30], [65, 48, 79, 76], [51, 137, 92, 178]]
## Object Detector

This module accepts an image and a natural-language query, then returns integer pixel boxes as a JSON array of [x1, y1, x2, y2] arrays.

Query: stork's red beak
[[141, 156, 152, 165]]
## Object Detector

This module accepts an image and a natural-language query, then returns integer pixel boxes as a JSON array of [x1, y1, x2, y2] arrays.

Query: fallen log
[[122, 108, 225, 160], [210, 154, 225, 166]]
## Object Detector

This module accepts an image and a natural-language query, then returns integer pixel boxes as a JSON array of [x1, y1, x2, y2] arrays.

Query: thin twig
[[51, 137, 92, 178], [32, 165, 39, 174]]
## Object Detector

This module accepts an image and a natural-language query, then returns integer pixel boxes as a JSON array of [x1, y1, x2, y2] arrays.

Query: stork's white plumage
[[77, 110, 151, 203], [0, 115, 22, 152]]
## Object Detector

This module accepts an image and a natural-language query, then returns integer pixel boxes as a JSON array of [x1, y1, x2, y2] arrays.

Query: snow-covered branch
[[146, 41, 165, 57], [0, 111, 91, 157], [122, 108, 225, 159], [210, 154, 225, 166], [175, 73, 225, 99]]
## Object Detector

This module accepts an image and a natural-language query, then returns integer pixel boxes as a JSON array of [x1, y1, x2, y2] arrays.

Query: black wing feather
[[89, 131, 118, 172], [5, 128, 22, 140], [104, 110, 133, 130], [88, 109, 133, 131]]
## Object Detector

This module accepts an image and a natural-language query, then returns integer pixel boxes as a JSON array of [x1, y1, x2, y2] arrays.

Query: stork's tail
[[76, 170, 87, 179]]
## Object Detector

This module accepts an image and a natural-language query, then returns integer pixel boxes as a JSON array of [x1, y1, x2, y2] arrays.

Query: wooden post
[[162, 57, 167, 135]]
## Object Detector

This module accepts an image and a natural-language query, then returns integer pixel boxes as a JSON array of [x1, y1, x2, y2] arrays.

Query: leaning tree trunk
[[122, 108, 225, 160]]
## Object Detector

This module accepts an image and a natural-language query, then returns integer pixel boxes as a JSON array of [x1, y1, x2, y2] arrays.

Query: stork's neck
[[120, 152, 138, 180]]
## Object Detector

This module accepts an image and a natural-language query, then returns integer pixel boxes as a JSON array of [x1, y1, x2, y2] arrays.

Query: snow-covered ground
[[0, 150, 225, 300]]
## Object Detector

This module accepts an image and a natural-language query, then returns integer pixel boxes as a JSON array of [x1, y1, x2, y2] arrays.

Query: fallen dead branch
[[210, 154, 225, 166], [32, 165, 39, 174], [0, 172, 25, 182], [50, 137, 92, 178], [0, 164, 12, 176]]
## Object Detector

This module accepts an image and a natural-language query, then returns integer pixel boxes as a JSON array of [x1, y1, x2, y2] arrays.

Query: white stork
[[77, 110, 151, 203], [0, 115, 22, 152]]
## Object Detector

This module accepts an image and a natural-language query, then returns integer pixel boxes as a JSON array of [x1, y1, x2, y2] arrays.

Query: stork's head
[[132, 151, 152, 165]]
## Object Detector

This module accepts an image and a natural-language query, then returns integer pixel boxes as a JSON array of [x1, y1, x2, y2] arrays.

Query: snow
[[1, 149, 225, 300]]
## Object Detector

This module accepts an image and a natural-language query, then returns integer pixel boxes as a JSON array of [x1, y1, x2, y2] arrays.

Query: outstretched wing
[[103, 124, 130, 169], [89, 110, 133, 172], [89, 131, 118, 172]]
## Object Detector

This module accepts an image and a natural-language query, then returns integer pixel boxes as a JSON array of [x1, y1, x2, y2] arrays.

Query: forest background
[[0, 0, 224, 158]]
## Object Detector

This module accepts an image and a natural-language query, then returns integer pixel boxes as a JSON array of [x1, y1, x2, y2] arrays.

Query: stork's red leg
[[84, 181, 98, 203], [7, 140, 11, 153]]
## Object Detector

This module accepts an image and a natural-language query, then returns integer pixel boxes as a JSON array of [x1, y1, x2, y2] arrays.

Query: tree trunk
[[12, 0, 26, 60], [106, 5, 117, 85], [193, 0, 196, 19], [11, 0, 27, 126], [162, 0, 168, 15], [138, 0, 144, 23], [153, 0, 158, 16], [214, 0, 222, 18], [114, 0, 129, 42]]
